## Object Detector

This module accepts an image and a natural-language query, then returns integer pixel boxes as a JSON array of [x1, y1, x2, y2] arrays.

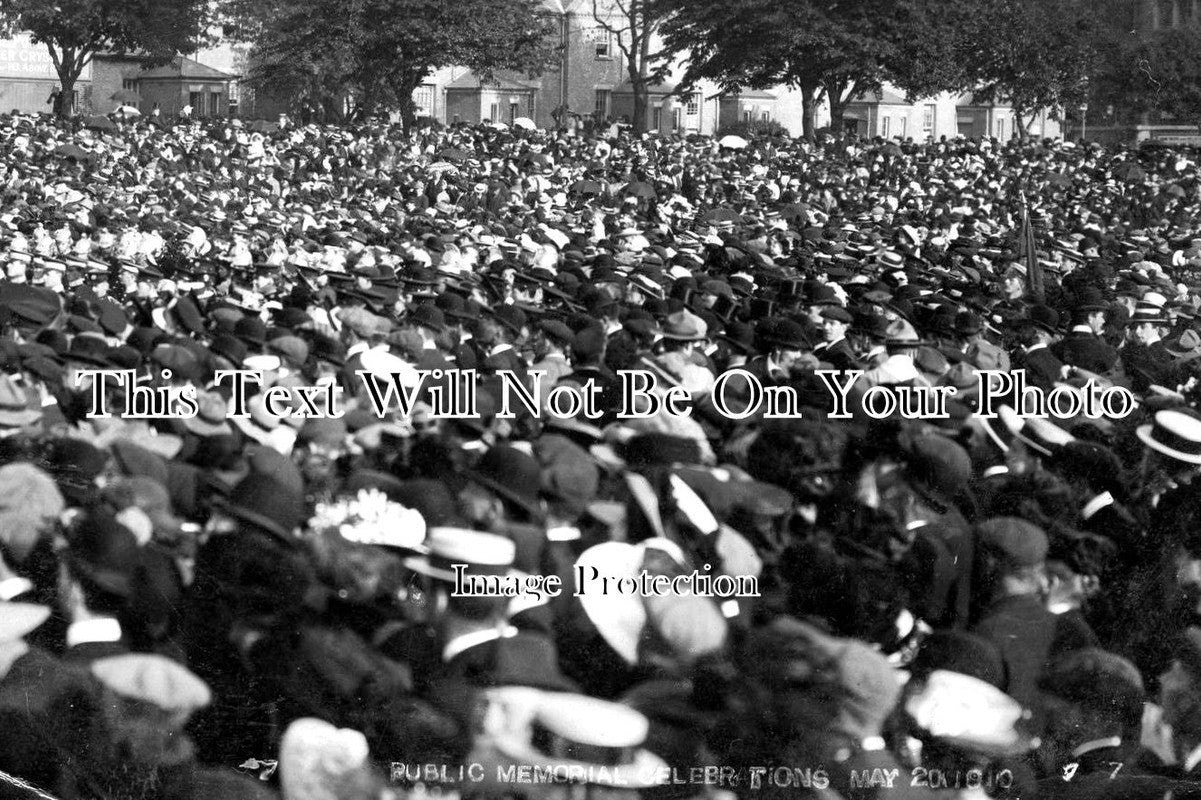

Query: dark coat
[[1052, 330, 1119, 374], [971, 593, 1097, 725]]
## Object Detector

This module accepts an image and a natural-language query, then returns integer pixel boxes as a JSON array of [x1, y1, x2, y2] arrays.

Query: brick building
[[0, 34, 91, 115]]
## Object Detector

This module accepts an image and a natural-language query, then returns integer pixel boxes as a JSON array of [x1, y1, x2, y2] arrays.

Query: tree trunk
[[632, 81, 648, 133], [800, 84, 818, 139], [1014, 110, 1030, 140]]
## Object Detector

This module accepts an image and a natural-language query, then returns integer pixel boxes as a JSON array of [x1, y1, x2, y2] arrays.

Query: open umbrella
[[880, 142, 903, 157], [778, 202, 809, 221], [436, 148, 473, 163], [55, 144, 92, 162], [570, 179, 602, 195], [249, 119, 279, 133], [1166, 183, 1187, 198], [512, 117, 537, 131], [114, 105, 141, 116], [1113, 163, 1146, 183], [427, 161, 460, 176], [83, 115, 116, 132], [718, 135, 748, 150], [698, 207, 744, 224], [110, 89, 140, 104], [623, 181, 656, 198]]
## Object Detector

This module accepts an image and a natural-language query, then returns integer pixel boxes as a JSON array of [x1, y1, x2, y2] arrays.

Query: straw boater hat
[[1137, 409, 1201, 465], [489, 693, 669, 788], [404, 527, 517, 583]]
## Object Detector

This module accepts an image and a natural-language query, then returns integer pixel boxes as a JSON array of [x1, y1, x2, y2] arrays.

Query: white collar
[[547, 525, 581, 541], [1072, 736, 1121, 759], [1071, 325, 1093, 334], [489, 343, 514, 357], [347, 341, 370, 358], [66, 617, 122, 648], [1026, 341, 1048, 353], [1185, 741, 1201, 773], [982, 465, 1010, 478], [0, 576, 34, 601], [442, 624, 517, 662], [1082, 491, 1115, 521]]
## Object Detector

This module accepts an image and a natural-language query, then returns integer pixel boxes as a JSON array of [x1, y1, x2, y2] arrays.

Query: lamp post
[[1080, 103, 1088, 142]]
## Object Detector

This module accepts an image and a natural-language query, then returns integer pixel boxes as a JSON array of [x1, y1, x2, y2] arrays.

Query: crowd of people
[[4, 108, 1201, 800]]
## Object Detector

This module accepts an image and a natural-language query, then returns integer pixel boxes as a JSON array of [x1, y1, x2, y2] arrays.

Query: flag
[[1020, 194, 1043, 302]]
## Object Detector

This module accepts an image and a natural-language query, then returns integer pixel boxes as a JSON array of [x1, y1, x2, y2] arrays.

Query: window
[[742, 109, 751, 122], [509, 101, 520, 123], [1159, 0, 1175, 27], [413, 85, 434, 117], [121, 78, 138, 92], [995, 117, 1006, 139], [761, 110, 770, 122], [923, 104, 935, 132], [685, 93, 699, 116], [672, 108, 681, 130], [898, 116, 907, 138], [594, 89, 610, 117], [209, 92, 220, 117], [489, 102, 498, 122], [595, 30, 612, 58], [652, 104, 662, 131], [188, 91, 203, 114], [881, 115, 890, 137]]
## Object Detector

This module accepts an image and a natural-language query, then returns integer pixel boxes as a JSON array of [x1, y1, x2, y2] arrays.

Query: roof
[[444, 73, 541, 92], [138, 56, 237, 82], [722, 89, 777, 101], [852, 88, 912, 106], [613, 81, 678, 96]]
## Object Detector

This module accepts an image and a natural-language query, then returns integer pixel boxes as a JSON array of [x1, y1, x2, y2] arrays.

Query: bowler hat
[[465, 445, 545, 520], [217, 473, 306, 542]]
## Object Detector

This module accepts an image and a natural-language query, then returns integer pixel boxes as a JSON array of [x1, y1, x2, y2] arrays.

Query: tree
[[0, 0, 211, 116], [963, 0, 1102, 137], [656, 0, 969, 138], [226, 0, 556, 128], [1089, 20, 1201, 128], [591, 0, 670, 133]]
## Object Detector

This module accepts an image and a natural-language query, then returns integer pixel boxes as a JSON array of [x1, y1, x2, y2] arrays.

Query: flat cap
[[975, 516, 1048, 568]]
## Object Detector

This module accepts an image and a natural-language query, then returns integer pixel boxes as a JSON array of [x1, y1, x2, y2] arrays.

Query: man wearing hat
[[813, 305, 861, 372], [1052, 289, 1117, 374], [970, 517, 1096, 727], [1014, 305, 1065, 392], [1123, 303, 1178, 392], [1037, 648, 1174, 798], [531, 319, 574, 386]]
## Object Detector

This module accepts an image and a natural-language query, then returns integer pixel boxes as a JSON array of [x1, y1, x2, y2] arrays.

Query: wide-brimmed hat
[[905, 670, 1037, 758], [464, 445, 545, 520], [0, 600, 50, 642], [0, 374, 42, 428], [660, 310, 707, 341], [1137, 409, 1201, 465], [184, 390, 232, 437], [215, 472, 306, 542], [488, 693, 669, 788], [403, 526, 516, 583], [1166, 329, 1201, 361], [1127, 302, 1169, 327]]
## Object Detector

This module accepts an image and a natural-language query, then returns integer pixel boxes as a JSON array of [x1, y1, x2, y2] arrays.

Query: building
[[844, 89, 1059, 141], [0, 34, 91, 115], [443, 73, 540, 125], [123, 56, 238, 118]]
